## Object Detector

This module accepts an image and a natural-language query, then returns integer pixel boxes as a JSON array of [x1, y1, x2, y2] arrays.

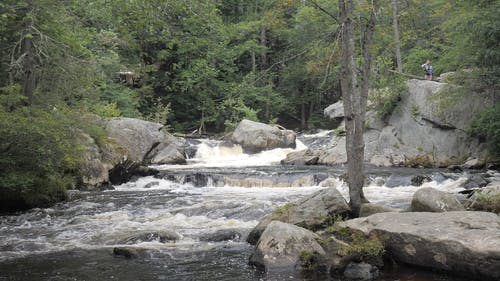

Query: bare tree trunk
[[339, 0, 376, 216], [22, 0, 35, 104], [260, 27, 267, 70], [392, 0, 403, 72], [251, 51, 256, 73], [300, 103, 307, 130]]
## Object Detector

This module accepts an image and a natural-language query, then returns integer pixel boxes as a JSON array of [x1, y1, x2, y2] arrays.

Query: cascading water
[[0, 136, 471, 281]]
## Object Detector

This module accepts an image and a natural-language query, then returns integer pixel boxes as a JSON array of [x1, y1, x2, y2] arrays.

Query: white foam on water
[[156, 139, 307, 169], [334, 176, 468, 209], [301, 130, 332, 138]]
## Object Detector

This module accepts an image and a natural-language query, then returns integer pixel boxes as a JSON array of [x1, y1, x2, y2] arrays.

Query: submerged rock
[[230, 119, 296, 153], [199, 229, 242, 242], [118, 231, 180, 245], [341, 211, 500, 281], [343, 262, 379, 281], [410, 187, 465, 212], [247, 187, 349, 244], [249, 221, 325, 272], [113, 247, 139, 259]]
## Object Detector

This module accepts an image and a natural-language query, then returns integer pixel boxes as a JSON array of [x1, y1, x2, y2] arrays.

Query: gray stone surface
[[341, 211, 500, 281], [343, 262, 379, 281], [324, 101, 344, 119], [359, 203, 400, 217], [231, 119, 296, 153], [247, 187, 349, 244], [249, 221, 325, 271], [410, 187, 465, 212], [321, 79, 492, 166], [105, 117, 164, 162], [146, 134, 186, 165], [280, 149, 319, 165]]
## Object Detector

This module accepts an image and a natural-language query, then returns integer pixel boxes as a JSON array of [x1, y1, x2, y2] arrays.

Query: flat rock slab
[[341, 211, 500, 280]]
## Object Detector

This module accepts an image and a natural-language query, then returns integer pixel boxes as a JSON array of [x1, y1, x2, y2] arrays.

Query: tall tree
[[338, 0, 377, 216], [392, 0, 403, 72]]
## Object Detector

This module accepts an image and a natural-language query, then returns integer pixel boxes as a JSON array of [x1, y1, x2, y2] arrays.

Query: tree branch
[[309, 0, 339, 24]]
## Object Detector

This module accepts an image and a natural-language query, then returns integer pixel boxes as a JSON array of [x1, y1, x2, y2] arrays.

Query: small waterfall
[[184, 139, 307, 167]]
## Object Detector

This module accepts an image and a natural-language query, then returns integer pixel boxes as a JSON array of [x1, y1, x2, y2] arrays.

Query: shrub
[[0, 88, 83, 212], [337, 230, 385, 258], [470, 104, 500, 157], [471, 193, 500, 214]]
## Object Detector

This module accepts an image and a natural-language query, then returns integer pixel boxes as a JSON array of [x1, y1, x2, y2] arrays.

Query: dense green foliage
[[470, 103, 500, 157], [0, 0, 498, 211], [0, 88, 78, 211]]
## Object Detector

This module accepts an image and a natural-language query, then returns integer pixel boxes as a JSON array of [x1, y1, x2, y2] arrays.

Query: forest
[[0, 0, 499, 210]]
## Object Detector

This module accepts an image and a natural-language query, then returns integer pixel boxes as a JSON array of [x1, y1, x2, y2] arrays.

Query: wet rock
[[410, 175, 431, 186], [108, 161, 159, 185], [247, 188, 349, 244], [143, 181, 159, 189], [249, 221, 325, 272], [281, 149, 319, 165], [341, 211, 500, 281], [118, 231, 180, 244], [230, 119, 296, 153], [410, 187, 465, 212], [385, 175, 412, 188], [359, 203, 400, 217], [146, 134, 187, 165], [343, 262, 379, 281], [461, 173, 489, 190], [185, 139, 201, 158], [113, 247, 139, 259], [199, 229, 242, 242]]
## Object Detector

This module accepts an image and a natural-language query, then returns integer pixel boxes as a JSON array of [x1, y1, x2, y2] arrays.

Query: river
[[0, 135, 472, 281]]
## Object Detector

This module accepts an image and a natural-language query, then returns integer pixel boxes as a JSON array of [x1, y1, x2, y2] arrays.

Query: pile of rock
[[247, 185, 500, 280]]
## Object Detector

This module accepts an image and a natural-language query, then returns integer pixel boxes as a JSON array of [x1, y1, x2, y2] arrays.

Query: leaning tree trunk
[[339, 0, 376, 216]]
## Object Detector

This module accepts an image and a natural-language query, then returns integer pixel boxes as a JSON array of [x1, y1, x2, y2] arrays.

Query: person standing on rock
[[421, 60, 433, 80]]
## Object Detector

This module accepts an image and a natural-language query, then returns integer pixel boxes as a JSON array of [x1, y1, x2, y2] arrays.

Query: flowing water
[[0, 134, 472, 281]]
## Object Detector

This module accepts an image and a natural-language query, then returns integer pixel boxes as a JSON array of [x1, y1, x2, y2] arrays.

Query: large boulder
[[324, 101, 344, 119], [341, 211, 500, 281], [247, 187, 349, 244], [280, 149, 319, 165], [249, 221, 325, 272], [146, 134, 186, 165], [78, 133, 111, 189], [322, 79, 493, 167], [105, 117, 164, 162], [410, 187, 465, 212], [231, 119, 296, 153]]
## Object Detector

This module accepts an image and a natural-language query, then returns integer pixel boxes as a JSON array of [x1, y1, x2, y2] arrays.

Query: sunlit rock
[[341, 211, 500, 281], [410, 187, 465, 212], [249, 221, 325, 272], [231, 119, 296, 153]]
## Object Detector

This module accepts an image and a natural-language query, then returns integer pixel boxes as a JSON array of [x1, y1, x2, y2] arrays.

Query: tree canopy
[[0, 0, 498, 210]]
